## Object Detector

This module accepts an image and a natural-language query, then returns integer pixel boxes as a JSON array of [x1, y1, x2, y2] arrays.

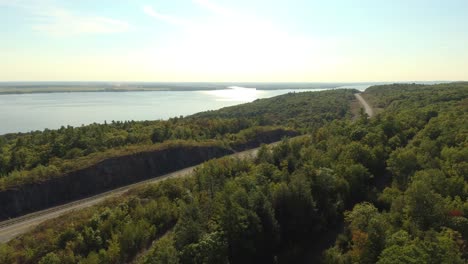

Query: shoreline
[[0, 87, 339, 95]]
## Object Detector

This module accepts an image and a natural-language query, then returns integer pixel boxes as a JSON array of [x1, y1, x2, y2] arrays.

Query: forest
[[0, 83, 467, 263], [0, 89, 355, 190]]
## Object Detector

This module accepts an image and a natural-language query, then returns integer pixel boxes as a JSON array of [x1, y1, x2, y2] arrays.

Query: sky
[[1, 0, 467, 82]]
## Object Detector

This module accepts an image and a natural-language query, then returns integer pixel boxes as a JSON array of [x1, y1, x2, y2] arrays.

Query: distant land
[[0, 81, 451, 94]]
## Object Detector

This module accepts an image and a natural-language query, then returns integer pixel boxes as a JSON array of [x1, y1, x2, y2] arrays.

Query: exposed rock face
[[0, 128, 298, 220], [0, 146, 233, 220]]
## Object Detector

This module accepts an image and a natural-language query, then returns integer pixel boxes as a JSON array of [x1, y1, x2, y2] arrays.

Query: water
[[0, 87, 346, 135]]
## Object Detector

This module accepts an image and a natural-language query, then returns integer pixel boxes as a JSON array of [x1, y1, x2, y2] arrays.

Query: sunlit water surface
[[0, 87, 351, 135]]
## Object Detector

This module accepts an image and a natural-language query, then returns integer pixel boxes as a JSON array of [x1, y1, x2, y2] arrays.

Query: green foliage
[[0, 244, 14, 264], [0, 89, 356, 190], [191, 89, 356, 130], [2, 83, 467, 263], [326, 82, 468, 263], [344, 202, 379, 232], [38, 252, 61, 264], [141, 235, 179, 264], [377, 229, 465, 264], [5, 193, 180, 264], [403, 180, 448, 230]]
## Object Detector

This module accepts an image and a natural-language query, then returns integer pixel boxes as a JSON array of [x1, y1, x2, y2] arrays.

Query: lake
[[0, 87, 362, 135]]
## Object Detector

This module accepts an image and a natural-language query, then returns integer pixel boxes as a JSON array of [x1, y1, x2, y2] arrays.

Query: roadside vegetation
[[0, 83, 466, 263]]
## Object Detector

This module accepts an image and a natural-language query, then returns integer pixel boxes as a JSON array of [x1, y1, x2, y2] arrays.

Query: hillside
[[191, 89, 356, 130], [0, 89, 355, 221], [0, 89, 355, 190], [0, 83, 466, 263]]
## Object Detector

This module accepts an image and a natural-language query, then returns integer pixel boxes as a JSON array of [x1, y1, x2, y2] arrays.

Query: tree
[[344, 202, 379, 232], [272, 174, 320, 249], [387, 148, 419, 189], [377, 229, 464, 264], [218, 181, 262, 263], [143, 235, 180, 264], [179, 232, 227, 264], [120, 220, 156, 260], [174, 202, 204, 251], [344, 203, 382, 263], [38, 253, 61, 264], [404, 180, 448, 230], [0, 244, 14, 264]]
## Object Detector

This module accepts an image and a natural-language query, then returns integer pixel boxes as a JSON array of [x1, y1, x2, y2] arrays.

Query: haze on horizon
[[1, 0, 467, 82]]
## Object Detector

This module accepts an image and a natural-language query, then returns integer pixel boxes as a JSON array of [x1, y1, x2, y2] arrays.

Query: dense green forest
[[0, 89, 355, 190], [0, 83, 467, 263], [191, 89, 353, 129]]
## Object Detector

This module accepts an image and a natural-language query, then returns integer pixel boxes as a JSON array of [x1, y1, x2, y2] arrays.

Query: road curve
[[0, 144, 274, 243], [355, 93, 374, 117]]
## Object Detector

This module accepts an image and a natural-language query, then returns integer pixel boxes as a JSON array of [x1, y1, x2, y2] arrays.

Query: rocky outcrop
[[0, 128, 299, 220], [0, 145, 232, 220]]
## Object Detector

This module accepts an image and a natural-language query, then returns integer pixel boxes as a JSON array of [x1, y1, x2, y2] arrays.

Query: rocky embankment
[[0, 129, 297, 220]]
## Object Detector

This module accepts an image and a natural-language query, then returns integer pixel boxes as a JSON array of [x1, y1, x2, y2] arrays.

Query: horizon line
[[0, 80, 460, 84]]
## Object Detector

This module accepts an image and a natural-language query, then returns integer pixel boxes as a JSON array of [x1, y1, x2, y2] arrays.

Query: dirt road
[[0, 145, 269, 243], [355, 93, 374, 117]]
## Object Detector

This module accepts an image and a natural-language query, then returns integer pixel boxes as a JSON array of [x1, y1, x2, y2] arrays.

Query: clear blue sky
[[1, 0, 467, 82]]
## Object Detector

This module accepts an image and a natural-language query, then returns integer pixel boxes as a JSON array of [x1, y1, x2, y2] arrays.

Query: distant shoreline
[[0, 81, 451, 95], [0, 87, 338, 95]]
